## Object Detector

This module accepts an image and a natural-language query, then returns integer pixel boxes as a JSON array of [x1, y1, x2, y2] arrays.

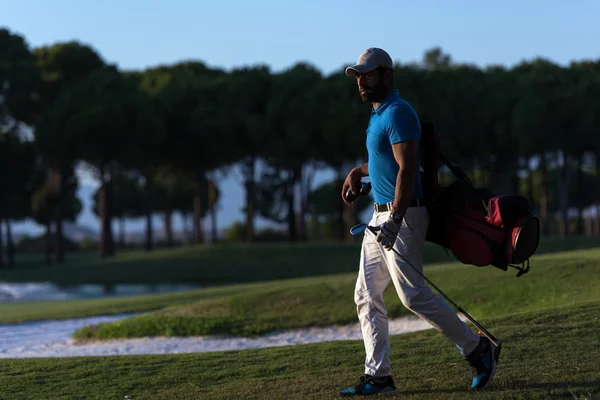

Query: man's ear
[[384, 68, 393, 85]]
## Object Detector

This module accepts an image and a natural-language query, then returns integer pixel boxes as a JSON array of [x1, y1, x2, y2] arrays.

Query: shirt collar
[[372, 89, 399, 115]]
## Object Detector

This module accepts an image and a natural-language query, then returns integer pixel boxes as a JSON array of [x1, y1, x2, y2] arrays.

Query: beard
[[359, 79, 388, 103]]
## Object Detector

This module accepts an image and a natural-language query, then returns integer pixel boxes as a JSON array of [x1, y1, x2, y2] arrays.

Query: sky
[[4, 0, 600, 237]]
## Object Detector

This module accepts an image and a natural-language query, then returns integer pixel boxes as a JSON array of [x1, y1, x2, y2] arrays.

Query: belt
[[374, 199, 426, 212]]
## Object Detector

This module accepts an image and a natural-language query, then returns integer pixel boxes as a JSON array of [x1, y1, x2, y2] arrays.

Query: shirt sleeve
[[387, 105, 420, 145]]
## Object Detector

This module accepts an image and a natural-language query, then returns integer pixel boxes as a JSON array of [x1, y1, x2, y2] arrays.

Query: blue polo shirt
[[366, 90, 423, 205]]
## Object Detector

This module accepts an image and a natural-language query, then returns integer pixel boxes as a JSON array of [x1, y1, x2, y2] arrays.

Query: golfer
[[339, 47, 497, 396]]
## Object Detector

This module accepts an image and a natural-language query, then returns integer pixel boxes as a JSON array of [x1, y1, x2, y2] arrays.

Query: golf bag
[[420, 121, 540, 277]]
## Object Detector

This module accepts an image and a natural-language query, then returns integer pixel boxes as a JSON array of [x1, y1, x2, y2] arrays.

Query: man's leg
[[340, 212, 398, 396], [377, 207, 480, 357], [354, 211, 393, 377]]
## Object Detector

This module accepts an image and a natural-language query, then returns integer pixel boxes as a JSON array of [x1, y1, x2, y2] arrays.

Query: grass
[[70, 247, 600, 340], [0, 282, 253, 324], [1, 235, 599, 286], [1, 300, 599, 399]]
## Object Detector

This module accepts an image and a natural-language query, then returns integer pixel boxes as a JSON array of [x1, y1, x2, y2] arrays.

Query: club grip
[[345, 188, 360, 203], [345, 182, 372, 203]]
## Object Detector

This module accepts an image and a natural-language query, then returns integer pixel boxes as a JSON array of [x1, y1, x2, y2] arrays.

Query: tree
[[422, 47, 452, 70], [56, 66, 139, 257], [0, 28, 40, 267], [0, 136, 37, 266], [261, 62, 323, 240], [30, 164, 82, 264], [32, 41, 105, 262], [92, 171, 145, 248], [0, 28, 39, 129], [159, 72, 230, 244], [125, 69, 170, 251], [222, 66, 272, 242], [512, 59, 568, 234]]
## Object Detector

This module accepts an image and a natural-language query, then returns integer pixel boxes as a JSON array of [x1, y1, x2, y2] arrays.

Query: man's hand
[[376, 215, 403, 250], [342, 168, 363, 205]]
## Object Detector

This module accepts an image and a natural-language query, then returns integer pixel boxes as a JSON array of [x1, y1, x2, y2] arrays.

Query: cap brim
[[345, 63, 379, 76]]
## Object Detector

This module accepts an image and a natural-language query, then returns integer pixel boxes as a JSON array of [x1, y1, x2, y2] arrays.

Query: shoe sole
[[339, 386, 398, 397]]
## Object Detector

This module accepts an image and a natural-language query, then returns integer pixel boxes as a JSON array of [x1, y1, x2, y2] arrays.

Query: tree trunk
[[44, 220, 52, 265], [193, 174, 204, 244], [511, 161, 520, 196], [527, 166, 536, 214], [119, 218, 126, 249], [98, 162, 116, 257], [557, 152, 570, 237], [244, 157, 256, 242], [107, 164, 116, 256], [286, 169, 297, 242], [53, 168, 65, 264], [300, 164, 316, 242], [539, 152, 550, 235], [208, 179, 218, 243], [596, 150, 600, 236], [577, 153, 585, 235], [596, 204, 600, 237], [344, 204, 354, 242], [6, 219, 14, 266], [0, 217, 4, 268], [180, 211, 190, 244], [144, 176, 153, 251], [98, 163, 106, 256], [164, 209, 174, 247], [336, 167, 346, 241]]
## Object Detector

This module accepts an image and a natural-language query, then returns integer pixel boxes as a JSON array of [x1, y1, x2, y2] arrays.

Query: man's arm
[[391, 141, 418, 216], [351, 163, 369, 177], [386, 105, 420, 217], [342, 163, 369, 204]]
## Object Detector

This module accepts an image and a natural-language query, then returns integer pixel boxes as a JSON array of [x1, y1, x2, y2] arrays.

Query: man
[[339, 47, 497, 396]]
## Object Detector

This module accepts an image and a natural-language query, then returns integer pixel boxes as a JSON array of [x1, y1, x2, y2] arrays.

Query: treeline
[[1, 28, 599, 267]]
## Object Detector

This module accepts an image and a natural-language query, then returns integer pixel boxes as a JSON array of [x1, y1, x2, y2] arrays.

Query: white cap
[[345, 47, 393, 76]]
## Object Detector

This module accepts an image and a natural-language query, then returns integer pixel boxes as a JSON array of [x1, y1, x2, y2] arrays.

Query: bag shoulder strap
[[439, 152, 474, 188]]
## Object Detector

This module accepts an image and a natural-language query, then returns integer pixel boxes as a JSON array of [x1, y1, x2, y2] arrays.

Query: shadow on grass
[[402, 379, 600, 397]]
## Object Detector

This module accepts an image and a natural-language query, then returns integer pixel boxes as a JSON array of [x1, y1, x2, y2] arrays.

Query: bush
[[223, 221, 288, 242], [79, 236, 98, 251]]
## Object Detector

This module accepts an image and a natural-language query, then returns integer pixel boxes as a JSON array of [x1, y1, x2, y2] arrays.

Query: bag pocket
[[448, 226, 501, 267], [506, 214, 541, 264], [486, 195, 531, 228]]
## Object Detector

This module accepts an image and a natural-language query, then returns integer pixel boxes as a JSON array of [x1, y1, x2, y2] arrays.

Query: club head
[[349, 223, 367, 235], [349, 224, 379, 236], [360, 182, 372, 197]]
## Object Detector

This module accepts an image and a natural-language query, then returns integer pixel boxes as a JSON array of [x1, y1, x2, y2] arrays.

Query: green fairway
[[2, 245, 599, 332], [65, 247, 599, 340], [1, 235, 598, 287], [1, 300, 599, 400]]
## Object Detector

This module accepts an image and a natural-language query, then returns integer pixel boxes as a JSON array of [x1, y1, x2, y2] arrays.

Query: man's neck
[[371, 88, 394, 110]]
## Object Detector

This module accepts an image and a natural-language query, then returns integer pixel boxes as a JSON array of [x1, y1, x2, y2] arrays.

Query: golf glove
[[376, 215, 403, 250]]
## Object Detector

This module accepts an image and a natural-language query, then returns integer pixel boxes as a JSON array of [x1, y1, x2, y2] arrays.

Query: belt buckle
[[374, 202, 392, 212]]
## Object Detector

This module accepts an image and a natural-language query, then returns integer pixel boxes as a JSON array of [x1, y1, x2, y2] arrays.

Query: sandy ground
[[0, 313, 439, 359]]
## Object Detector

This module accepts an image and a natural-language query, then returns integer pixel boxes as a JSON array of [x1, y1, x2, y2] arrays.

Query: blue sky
[[5, 0, 600, 237]]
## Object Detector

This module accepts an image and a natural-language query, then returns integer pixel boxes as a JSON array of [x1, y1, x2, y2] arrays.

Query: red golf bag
[[420, 121, 540, 277]]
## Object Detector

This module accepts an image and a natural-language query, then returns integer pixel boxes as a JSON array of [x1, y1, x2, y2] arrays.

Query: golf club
[[350, 223, 502, 351], [345, 182, 372, 203]]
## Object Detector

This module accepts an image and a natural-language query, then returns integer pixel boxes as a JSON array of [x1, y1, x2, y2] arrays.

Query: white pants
[[355, 206, 480, 377]]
